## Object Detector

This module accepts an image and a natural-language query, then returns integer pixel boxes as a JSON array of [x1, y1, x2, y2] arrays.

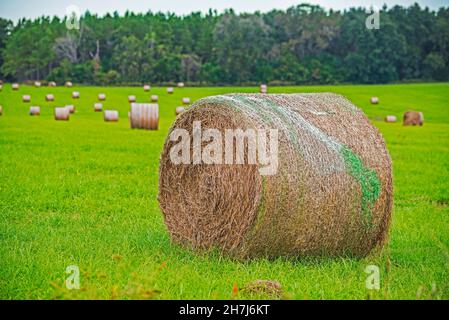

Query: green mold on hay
[[341, 146, 381, 227]]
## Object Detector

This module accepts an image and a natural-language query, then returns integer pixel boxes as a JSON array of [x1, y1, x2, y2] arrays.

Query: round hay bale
[[29, 106, 40, 116], [46, 94, 54, 102], [48, 81, 57, 87], [65, 105, 75, 114], [260, 84, 268, 94], [72, 91, 80, 99], [12, 83, 19, 90], [128, 95, 136, 103], [104, 110, 119, 122], [94, 103, 103, 112], [167, 87, 174, 94], [34, 81, 41, 88], [158, 93, 393, 259], [98, 93, 106, 101], [130, 103, 159, 130], [144, 85, 151, 92], [177, 82, 185, 88], [0, 84, 3, 91], [182, 97, 191, 105], [384, 115, 397, 123], [151, 95, 159, 102], [370, 97, 379, 104], [65, 81, 73, 88], [175, 106, 185, 115], [54, 107, 70, 121], [22, 95, 31, 103], [403, 111, 424, 126], [0, 106, 3, 115]]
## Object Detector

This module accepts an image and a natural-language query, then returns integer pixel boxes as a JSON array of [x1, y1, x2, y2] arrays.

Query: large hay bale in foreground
[[158, 93, 393, 259], [403, 111, 423, 126], [22, 95, 31, 103], [104, 110, 119, 122], [46, 94, 54, 102], [29, 106, 40, 116], [54, 107, 70, 121], [130, 103, 159, 130]]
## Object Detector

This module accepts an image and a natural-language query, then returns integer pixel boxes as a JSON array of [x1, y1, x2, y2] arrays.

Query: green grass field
[[0, 83, 448, 300]]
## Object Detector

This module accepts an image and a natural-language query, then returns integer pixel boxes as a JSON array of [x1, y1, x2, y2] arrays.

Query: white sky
[[0, 0, 448, 22]]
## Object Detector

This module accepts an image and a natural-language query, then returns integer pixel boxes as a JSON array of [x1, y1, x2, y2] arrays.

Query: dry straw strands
[[65, 105, 75, 114], [94, 103, 103, 112], [54, 107, 70, 121], [98, 93, 106, 101], [130, 103, 159, 130], [22, 95, 31, 103], [177, 82, 185, 88], [167, 87, 174, 94], [175, 106, 185, 115], [65, 81, 73, 87], [385, 115, 397, 123], [12, 83, 19, 90], [158, 93, 393, 259], [144, 85, 151, 92], [260, 84, 268, 94], [72, 91, 80, 99], [370, 97, 379, 104], [104, 110, 119, 122], [29, 106, 40, 116], [151, 95, 159, 102], [128, 95, 136, 103], [46, 94, 55, 102], [403, 111, 424, 126], [182, 97, 191, 105]]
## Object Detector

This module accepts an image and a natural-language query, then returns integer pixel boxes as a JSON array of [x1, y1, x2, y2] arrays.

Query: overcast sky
[[1, 0, 448, 22]]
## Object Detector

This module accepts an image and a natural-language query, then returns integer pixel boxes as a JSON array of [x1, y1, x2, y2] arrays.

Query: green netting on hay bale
[[158, 93, 393, 259]]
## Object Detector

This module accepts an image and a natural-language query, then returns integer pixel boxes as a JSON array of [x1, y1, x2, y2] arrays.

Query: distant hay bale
[[182, 97, 191, 105], [167, 87, 174, 94], [0, 84, 2, 91], [370, 97, 379, 104], [143, 85, 151, 92], [94, 103, 103, 112], [34, 81, 41, 88], [98, 93, 106, 101], [54, 107, 70, 121], [12, 83, 19, 90], [0, 106, 3, 115], [46, 94, 54, 102], [384, 115, 397, 123], [65, 81, 73, 88], [260, 84, 268, 94], [22, 95, 31, 103], [104, 110, 119, 122], [48, 81, 57, 87], [175, 106, 185, 115], [151, 95, 159, 102], [177, 82, 185, 88], [130, 103, 159, 130], [65, 105, 75, 114], [29, 106, 40, 116], [158, 93, 393, 259], [72, 91, 80, 99], [128, 95, 136, 103], [403, 111, 424, 126]]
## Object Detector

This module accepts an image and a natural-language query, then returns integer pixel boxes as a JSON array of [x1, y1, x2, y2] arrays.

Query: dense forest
[[0, 3, 448, 86]]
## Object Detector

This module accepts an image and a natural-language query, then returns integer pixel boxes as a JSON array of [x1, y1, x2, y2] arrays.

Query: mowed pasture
[[0, 83, 448, 300]]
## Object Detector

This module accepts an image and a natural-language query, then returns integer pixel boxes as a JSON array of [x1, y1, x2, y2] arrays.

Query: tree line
[[0, 3, 448, 86]]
